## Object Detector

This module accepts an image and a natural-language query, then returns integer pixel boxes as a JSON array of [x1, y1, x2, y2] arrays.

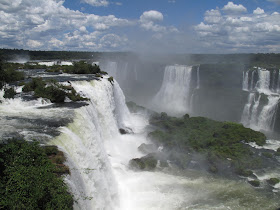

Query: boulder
[[138, 143, 157, 154], [129, 154, 157, 171]]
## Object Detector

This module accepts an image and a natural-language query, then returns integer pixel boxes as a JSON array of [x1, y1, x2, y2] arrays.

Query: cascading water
[[241, 68, 280, 132], [242, 71, 249, 91], [152, 65, 193, 116], [196, 65, 200, 89]]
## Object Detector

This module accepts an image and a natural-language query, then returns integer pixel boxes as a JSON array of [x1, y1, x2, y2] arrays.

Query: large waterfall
[[241, 68, 280, 132], [152, 65, 197, 116]]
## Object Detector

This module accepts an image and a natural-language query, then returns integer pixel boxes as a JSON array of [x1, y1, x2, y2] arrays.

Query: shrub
[[3, 87, 16, 99], [34, 85, 66, 103], [148, 113, 267, 175], [248, 180, 260, 187], [22, 77, 87, 103], [0, 139, 73, 209], [0, 61, 25, 90], [22, 77, 46, 92], [108, 76, 114, 84], [262, 152, 273, 158], [267, 178, 280, 186]]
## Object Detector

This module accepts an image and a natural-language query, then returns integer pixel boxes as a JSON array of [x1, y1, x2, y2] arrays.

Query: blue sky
[[0, 0, 279, 53]]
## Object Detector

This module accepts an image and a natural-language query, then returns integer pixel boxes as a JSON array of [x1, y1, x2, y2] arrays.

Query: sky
[[0, 0, 280, 53]]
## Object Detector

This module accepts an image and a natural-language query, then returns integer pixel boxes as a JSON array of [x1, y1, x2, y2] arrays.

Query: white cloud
[[140, 10, 163, 22], [139, 10, 167, 32], [27, 40, 43, 48], [0, 0, 135, 50], [222, 2, 247, 14], [253, 7, 265, 15], [81, 0, 109, 7], [204, 9, 222, 24], [195, 4, 280, 52], [49, 38, 64, 48]]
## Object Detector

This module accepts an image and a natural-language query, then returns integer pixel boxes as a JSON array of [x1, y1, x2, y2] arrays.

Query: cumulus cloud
[[195, 4, 280, 52], [27, 40, 43, 48], [222, 2, 247, 14], [138, 10, 179, 35], [81, 0, 109, 7], [0, 0, 135, 50], [204, 9, 222, 24], [140, 10, 164, 22], [139, 10, 169, 33], [253, 7, 265, 15]]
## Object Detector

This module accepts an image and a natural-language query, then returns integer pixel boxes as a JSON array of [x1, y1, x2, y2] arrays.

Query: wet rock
[[119, 128, 133, 135], [129, 154, 157, 171], [267, 178, 280, 186], [248, 180, 260, 187], [138, 143, 157, 154]]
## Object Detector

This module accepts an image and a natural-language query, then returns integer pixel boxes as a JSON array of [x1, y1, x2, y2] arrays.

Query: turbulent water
[[241, 68, 280, 132], [1, 70, 280, 209]]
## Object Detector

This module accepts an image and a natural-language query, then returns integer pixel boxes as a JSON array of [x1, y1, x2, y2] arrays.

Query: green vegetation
[[0, 48, 132, 61], [262, 152, 273, 158], [108, 76, 114, 84], [129, 154, 157, 171], [276, 148, 280, 156], [22, 77, 88, 103], [248, 180, 260, 187], [47, 61, 105, 75], [0, 60, 25, 90], [148, 113, 267, 175], [267, 178, 280, 186], [0, 139, 73, 209], [3, 87, 16, 99]]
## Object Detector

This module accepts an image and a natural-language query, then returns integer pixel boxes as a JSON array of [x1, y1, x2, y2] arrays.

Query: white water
[[196, 66, 200, 89], [152, 65, 193, 116], [256, 69, 271, 95], [242, 71, 249, 91], [241, 93, 255, 126], [241, 68, 280, 131], [38, 61, 73, 66]]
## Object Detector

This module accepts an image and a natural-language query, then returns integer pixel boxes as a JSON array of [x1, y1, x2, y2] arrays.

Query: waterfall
[[190, 66, 200, 112], [51, 79, 132, 209], [196, 65, 200, 89], [242, 71, 249, 91], [258, 95, 279, 131], [250, 70, 256, 90], [250, 94, 262, 128], [241, 93, 255, 126], [152, 65, 193, 116], [271, 70, 277, 92], [241, 68, 280, 132], [256, 69, 271, 94], [277, 70, 280, 93]]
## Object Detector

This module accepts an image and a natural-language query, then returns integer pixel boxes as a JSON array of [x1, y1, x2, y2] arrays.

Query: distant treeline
[[0, 48, 132, 61], [0, 48, 280, 67], [189, 53, 280, 67]]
